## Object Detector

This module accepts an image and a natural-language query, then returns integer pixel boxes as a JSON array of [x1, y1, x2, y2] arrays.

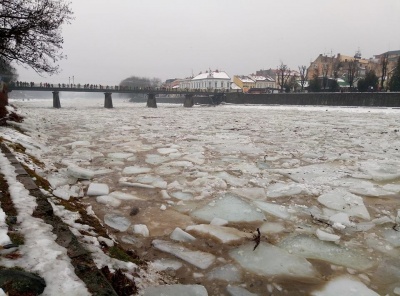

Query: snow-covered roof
[[192, 71, 230, 80], [250, 75, 275, 82], [230, 82, 241, 89]]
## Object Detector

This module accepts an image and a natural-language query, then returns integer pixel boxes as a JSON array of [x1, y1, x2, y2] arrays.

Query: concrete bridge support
[[52, 91, 61, 108], [183, 94, 194, 107], [147, 93, 157, 108], [104, 92, 113, 108]]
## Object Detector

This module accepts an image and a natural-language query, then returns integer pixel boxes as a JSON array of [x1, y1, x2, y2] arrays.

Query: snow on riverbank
[[2, 97, 400, 295]]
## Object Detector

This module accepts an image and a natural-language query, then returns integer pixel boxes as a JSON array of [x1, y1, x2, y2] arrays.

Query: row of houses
[[163, 50, 400, 92]]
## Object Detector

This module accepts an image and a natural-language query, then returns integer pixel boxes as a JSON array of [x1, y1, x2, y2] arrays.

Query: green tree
[[0, 0, 73, 74], [308, 73, 321, 92], [389, 57, 400, 92], [357, 70, 378, 92]]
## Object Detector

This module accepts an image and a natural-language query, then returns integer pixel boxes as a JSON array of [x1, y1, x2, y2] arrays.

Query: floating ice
[[104, 213, 131, 232], [328, 212, 354, 227], [109, 191, 141, 200], [132, 224, 149, 237], [150, 258, 183, 271], [152, 239, 216, 269], [259, 222, 285, 234], [231, 187, 266, 201], [191, 194, 265, 223], [215, 171, 248, 187], [69, 140, 90, 149], [207, 264, 241, 282], [210, 217, 228, 226], [67, 165, 95, 179], [253, 201, 291, 220], [107, 152, 134, 159], [122, 166, 152, 175], [382, 184, 400, 193], [143, 284, 208, 296], [146, 154, 170, 165], [358, 160, 400, 182], [266, 182, 305, 198], [311, 275, 379, 296], [157, 148, 178, 155], [316, 229, 340, 242], [170, 227, 196, 242], [171, 191, 193, 200], [318, 188, 370, 220], [382, 229, 400, 247], [226, 285, 258, 296], [96, 195, 121, 207], [87, 183, 109, 196], [52, 185, 71, 200], [229, 242, 318, 279], [186, 224, 250, 244], [279, 234, 374, 270]]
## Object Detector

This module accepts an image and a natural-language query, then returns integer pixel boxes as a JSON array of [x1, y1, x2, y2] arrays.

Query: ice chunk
[[215, 171, 248, 187], [69, 140, 90, 149], [170, 227, 196, 242], [259, 222, 285, 234], [52, 185, 71, 200], [358, 160, 400, 182], [107, 152, 134, 159], [151, 259, 183, 271], [318, 188, 370, 220], [382, 184, 400, 193], [311, 275, 379, 296], [96, 195, 121, 207], [266, 182, 304, 198], [210, 217, 228, 226], [329, 212, 354, 227], [316, 229, 340, 242], [87, 183, 109, 196], [279, 235, 374, 270], [191, 194, 265, 223], [157, 148, 178, 154], [152, 240, 216, 269], [143, 284, 208, 296], [186, 224, 250, 244], [231, 187, 266, 200], [110, 191, 141, 200], [253, 201, 290, 220], [104, 213, 131, 232], [226, 285, 258, 296], [67, 165, 95, 179], [207, 264, 241, 282], [229, 242, 318, 279], [171, 191, 193, 200], [122, 166, 152, 175], [132, 224, 149, 237], [382, 229, 400, 247]]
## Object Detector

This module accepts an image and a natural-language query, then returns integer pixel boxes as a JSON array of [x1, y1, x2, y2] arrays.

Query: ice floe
[[186, 224, 250, 244], [143, 284, 208, 296], [311, 275, 379, 296]]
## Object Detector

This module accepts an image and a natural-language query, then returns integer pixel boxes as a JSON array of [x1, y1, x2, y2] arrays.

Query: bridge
[[8, 84, 231, 108]]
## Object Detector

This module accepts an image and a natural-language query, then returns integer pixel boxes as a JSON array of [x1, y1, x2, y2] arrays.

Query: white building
[[188, 70, 230, 90], [249, 75, 276, 89]]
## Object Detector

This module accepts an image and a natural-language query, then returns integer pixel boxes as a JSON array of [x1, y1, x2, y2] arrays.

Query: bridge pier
[[147, 93, 157, 108], [183, 94, 194, 107], [104, 92, 113, 108], [52, 91, 61, 108]]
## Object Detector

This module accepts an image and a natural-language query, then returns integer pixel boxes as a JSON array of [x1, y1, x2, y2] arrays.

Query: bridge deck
[[9, 86, 231, 96]]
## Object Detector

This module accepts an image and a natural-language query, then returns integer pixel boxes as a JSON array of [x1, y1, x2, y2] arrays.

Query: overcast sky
[[14, 0, 400, 85]]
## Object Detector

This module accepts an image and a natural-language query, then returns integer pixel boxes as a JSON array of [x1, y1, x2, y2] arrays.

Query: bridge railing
[[9, 81, 242, 94]]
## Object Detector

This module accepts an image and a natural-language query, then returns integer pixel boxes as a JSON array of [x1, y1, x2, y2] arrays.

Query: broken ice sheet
[[278, 234, 375, 271], [229, 242, 318, 279], [143, 284, 208, 296], [186, 224, 250, 244], [207, 264, 242, 282], [317, 188, 370, 220], [191, 193, 265, 223], [152, 239, 215, 269], [104, 213, 131, 232], [311, 275, 379, 296], [253, 200, 291, 220]]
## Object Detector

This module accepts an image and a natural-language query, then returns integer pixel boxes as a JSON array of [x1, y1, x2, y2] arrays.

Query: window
[[215, 82, 218, 88]]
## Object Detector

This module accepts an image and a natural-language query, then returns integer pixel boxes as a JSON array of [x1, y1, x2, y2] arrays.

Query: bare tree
[[0, 0, 73, 74], [277, 62, 291, 92], [347, 59, 358, 90], [380, 53, 389, 90], [298, 65, 308, 91], [322, 63, 329, 90]]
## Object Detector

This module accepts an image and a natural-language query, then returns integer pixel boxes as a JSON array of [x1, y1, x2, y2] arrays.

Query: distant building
[[249, 75, 275, 89], [233, 76, 255, 93], [189, 70, 230, 90]]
